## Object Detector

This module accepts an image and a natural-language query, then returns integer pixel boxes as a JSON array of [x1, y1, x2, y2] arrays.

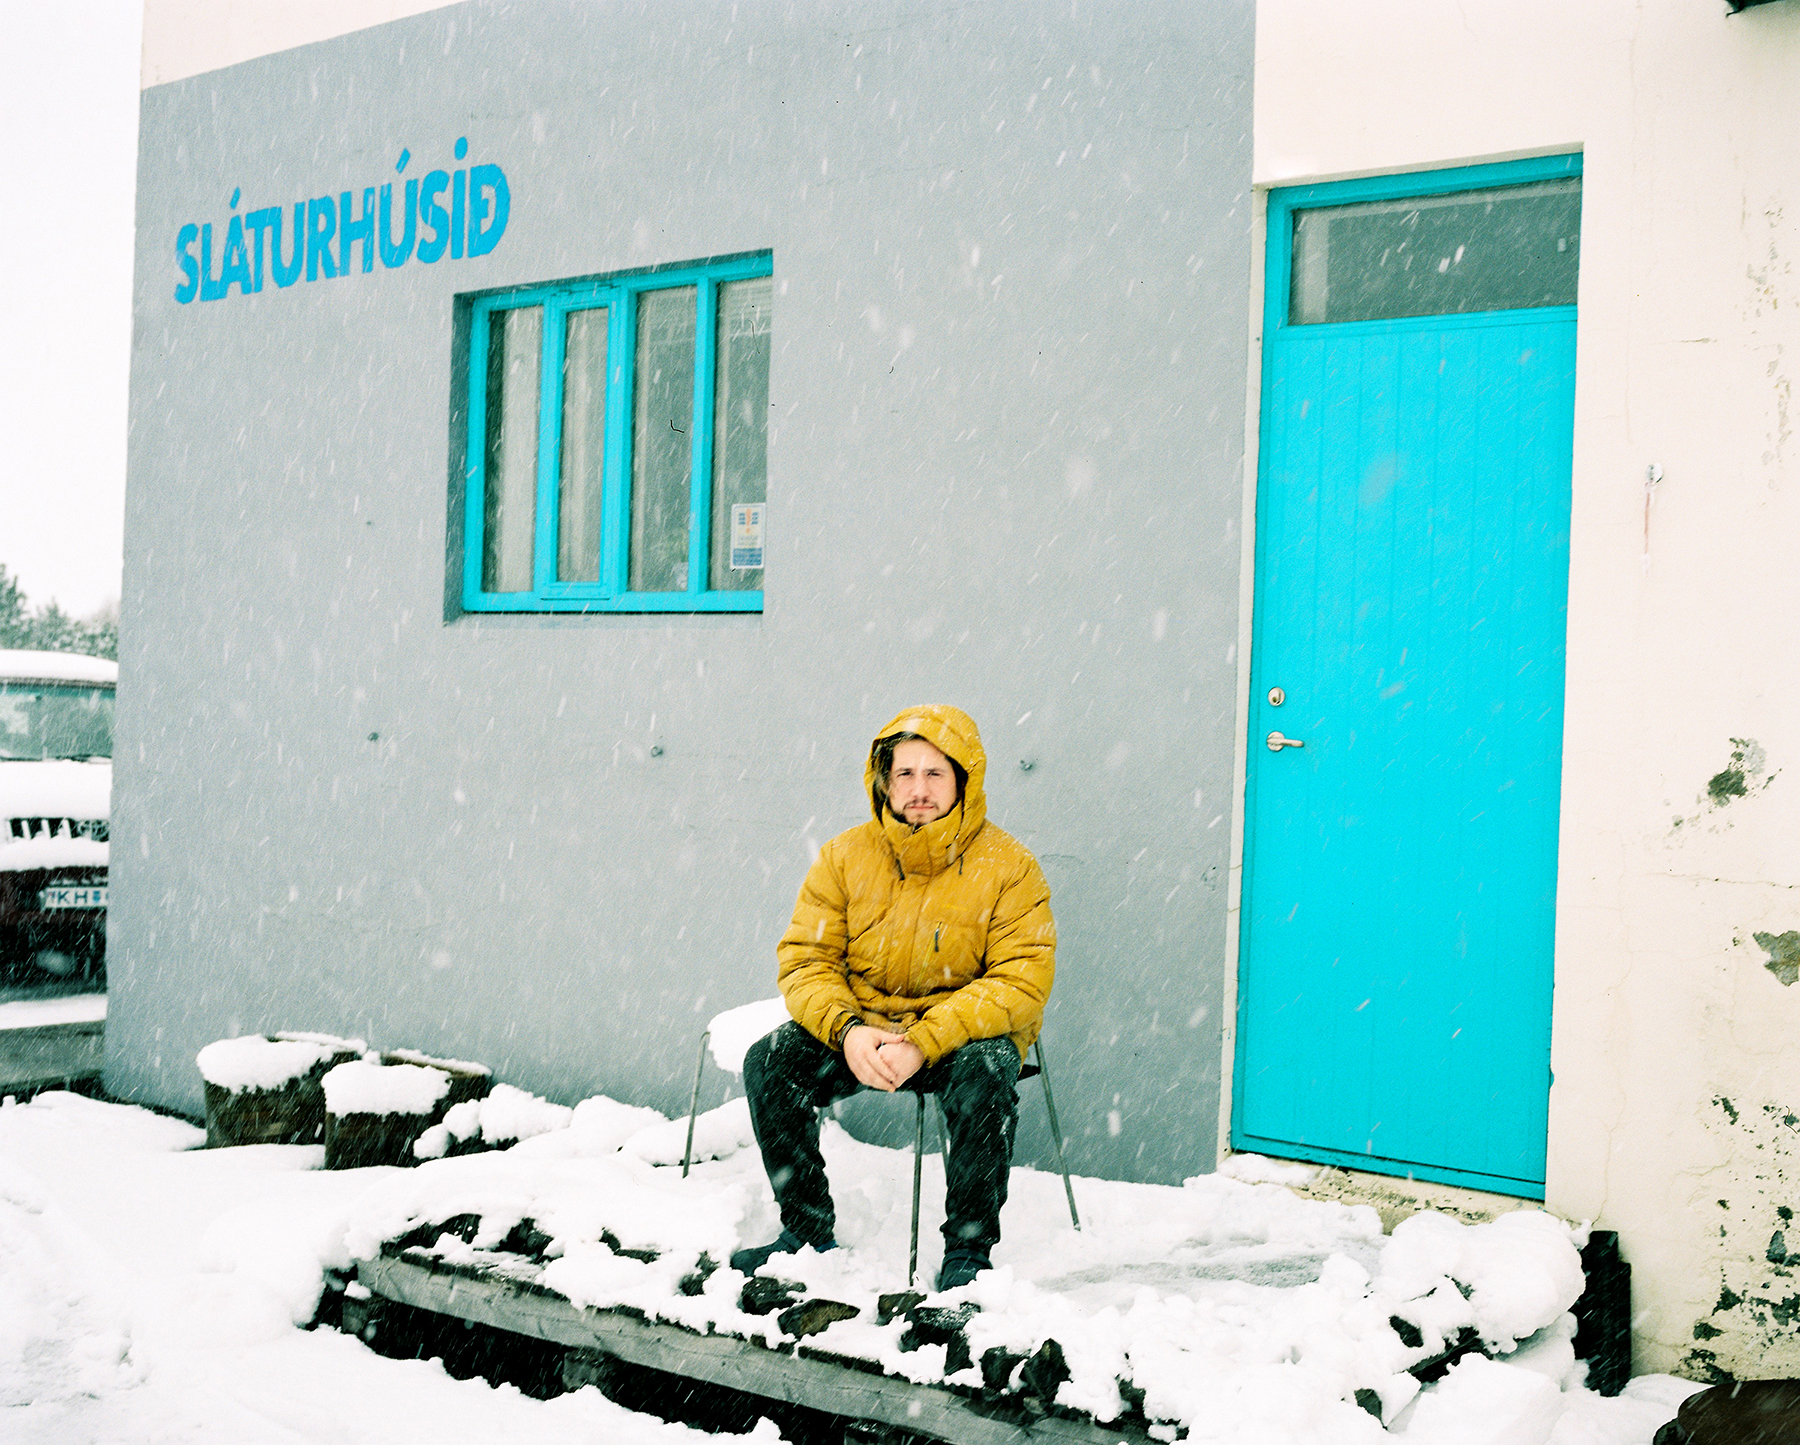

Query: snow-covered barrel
[[195, 1031, 366, 1148], [321, 1050, 492, 1169]]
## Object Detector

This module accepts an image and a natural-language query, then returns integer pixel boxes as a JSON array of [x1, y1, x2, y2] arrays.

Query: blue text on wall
[[174, 139, 509, 304]]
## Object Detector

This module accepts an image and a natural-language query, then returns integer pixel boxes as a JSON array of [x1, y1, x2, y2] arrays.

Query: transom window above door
[[461, 252, 771, 614], [1289, 176, 1580, 325]]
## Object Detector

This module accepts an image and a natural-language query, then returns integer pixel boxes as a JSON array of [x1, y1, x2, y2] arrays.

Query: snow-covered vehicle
[[0, 650, 114, 980]]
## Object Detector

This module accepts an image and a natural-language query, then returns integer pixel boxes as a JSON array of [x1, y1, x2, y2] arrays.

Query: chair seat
[[703, 998, 791, 1073], [682, 998, 790, 1178]]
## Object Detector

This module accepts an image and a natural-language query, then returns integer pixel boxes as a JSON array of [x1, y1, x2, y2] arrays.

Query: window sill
[[444, 608, 764, 632]]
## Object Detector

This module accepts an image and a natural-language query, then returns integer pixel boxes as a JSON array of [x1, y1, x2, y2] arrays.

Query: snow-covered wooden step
[[354, 1246, 1153, 1445]]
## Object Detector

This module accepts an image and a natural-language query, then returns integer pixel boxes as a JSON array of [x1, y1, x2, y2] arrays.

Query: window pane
[[710, 277, 772, 592], [629, 287, 697, 593], [481, 305, 542, 592], [1290, 178, 1580, 325], [557, 307, 608, 583], [0, 683, 115, 761]]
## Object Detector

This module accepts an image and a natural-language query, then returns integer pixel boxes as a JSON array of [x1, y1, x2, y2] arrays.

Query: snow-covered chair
[[682, 998, 1080, 1285], [680, 997, 791, 1177]]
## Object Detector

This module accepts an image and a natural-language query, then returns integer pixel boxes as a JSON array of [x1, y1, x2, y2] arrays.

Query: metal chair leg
[[1032, 1040, 1080, 1231], [681, 1029, 711, 1178], [909, 1090, 926, 1286]]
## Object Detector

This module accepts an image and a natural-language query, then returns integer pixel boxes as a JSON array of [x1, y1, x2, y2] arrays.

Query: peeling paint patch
[[1748, 200, 1793, 467], [1688, 1098, 1800, 1381], [1707, 768, 1748, 804], [1707, 737, 1768, 805], [1766, 344, 1792, 469], [1673, 739, 1777, 831], [1754, 930, 1800, 987]]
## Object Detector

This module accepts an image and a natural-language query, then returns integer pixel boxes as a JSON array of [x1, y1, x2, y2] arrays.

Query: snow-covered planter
[[321, 1050, 492, 1170], [411, 1082, 575, 1162], [195, 1031, 365, 1148]]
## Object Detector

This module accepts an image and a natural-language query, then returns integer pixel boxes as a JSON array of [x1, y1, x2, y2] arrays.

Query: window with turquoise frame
[[462, 252, 771, 613]]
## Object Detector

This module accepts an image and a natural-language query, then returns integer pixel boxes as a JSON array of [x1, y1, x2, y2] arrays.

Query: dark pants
[[742, 1021, 1021, 1255]]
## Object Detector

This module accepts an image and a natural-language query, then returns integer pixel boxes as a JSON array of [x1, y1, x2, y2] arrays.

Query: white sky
[[0, 0, 141, 620]]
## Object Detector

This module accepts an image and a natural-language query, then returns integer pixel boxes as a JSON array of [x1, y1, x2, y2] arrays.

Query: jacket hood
[[864, 704, 989, 868]]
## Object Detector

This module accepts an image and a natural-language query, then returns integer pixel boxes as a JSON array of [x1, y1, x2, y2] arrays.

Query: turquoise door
[[1233, 157, 1581, 1196]]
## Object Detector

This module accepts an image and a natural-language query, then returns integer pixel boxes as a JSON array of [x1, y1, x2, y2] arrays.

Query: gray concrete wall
[[111, 0, 1254, 1184]]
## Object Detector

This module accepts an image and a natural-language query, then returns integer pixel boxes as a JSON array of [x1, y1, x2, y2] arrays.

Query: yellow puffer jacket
[[776, 704, 1056, 1065]]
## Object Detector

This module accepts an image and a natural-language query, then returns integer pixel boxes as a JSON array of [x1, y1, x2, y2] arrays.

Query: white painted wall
[[141, 0, 455, 86], [1252, 0, 1800, 1379]]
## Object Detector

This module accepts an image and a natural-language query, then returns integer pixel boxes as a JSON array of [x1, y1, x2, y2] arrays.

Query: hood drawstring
[[934, 924, 941, 953]]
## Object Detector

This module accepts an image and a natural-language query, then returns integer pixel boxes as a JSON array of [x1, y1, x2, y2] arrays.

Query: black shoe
[[729, 1228, 835, 1274], [935, 1250, 990, 1291]]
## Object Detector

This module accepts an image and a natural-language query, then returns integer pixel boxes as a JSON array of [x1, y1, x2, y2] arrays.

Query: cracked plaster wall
[[1255, 0, 1800, 1379]]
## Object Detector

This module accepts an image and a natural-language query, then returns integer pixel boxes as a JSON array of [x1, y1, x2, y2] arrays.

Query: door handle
[[1266, 731, 1305, 752]]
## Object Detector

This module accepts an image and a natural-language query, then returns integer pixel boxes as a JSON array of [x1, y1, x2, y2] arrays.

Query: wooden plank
[[358, 1251, 1145, 1445]]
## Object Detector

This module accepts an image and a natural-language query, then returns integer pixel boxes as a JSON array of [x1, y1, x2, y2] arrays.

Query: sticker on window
[[730, 504, 765, 570]]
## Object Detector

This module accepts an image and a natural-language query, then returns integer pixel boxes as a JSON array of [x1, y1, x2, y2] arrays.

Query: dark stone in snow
[[899, 1303, 978, 1375], [498, 1218, 554, 1260], [600, 1228, 659, 1263], [739, 1275, 805, 1316], [876, 1290, 925, 1325], [980, 1346, 1027, 1393], [678, 1253, 718, 1296], [389, 1213, 483, 1253], [1018, 1338, 1070, 1407], [1410, 1327, 1487, 1384], [902, 1303, 978, 1343], [1676, 1378, 1800, 1445], [1389, 1314, 1424, 1349], [777, 1298, 861, 1338]]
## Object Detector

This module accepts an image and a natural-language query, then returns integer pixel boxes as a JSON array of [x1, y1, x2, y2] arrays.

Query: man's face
[[888, 738, 958, 826]]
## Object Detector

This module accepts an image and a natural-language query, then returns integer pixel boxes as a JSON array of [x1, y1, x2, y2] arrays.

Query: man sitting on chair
[[730, 704, 1056, 1292]]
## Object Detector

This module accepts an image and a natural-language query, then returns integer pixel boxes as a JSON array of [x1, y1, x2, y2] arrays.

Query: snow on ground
[[0, 1089, 1702, 1444], [0, 1092, 778, 1444]]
